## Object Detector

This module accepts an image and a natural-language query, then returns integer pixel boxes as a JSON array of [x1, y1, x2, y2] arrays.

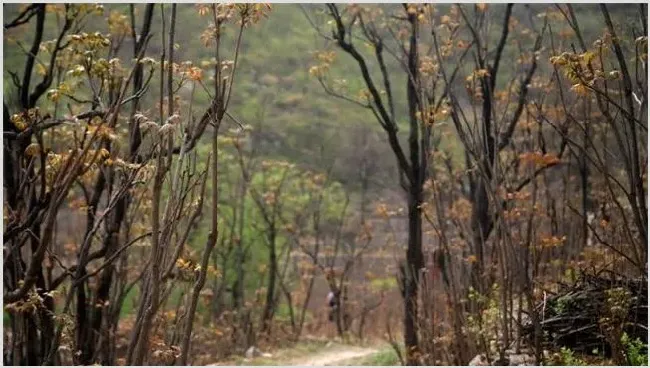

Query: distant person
[[326, 290, 339, 322]]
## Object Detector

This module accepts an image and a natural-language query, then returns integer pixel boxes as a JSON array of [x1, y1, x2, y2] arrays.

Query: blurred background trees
[[3, 3, 647, 366]]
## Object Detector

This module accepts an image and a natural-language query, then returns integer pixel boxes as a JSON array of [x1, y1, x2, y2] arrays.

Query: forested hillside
[[3, 3, 647, 366], [2, 4, 642, 191], [4, 4, 397, 192]]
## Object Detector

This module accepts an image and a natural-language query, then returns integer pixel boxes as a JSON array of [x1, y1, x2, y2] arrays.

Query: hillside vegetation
[[3, 3, 647, 366]]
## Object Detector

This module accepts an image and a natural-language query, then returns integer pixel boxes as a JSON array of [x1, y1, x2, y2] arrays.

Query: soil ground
[[210, 340, 398, 366]]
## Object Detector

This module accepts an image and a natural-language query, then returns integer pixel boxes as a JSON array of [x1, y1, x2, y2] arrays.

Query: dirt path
[[289, 345, 379, 366], [210, 340, 388, 366]]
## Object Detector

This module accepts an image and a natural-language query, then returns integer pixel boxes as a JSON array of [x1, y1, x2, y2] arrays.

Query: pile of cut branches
[[523, 274, 647, 357]]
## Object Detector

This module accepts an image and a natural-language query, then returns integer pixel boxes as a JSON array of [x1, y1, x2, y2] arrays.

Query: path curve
[[290, 346, 379, 366]]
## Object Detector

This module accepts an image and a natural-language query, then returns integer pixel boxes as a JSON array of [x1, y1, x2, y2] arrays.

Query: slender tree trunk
[[581, 120, 592, 248], [296, 260, 317, 339], [471, 179, 492, 297], [404, 10, 425, 364], [404, 188, 424, 365], [178, 153, 216, 365], [234, 179, 247, 309], [261, 231, 278, 335], [4, 6, 50, 365]]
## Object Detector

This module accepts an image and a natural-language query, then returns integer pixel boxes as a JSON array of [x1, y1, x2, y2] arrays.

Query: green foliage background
[[2, 2, 642, 313]]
